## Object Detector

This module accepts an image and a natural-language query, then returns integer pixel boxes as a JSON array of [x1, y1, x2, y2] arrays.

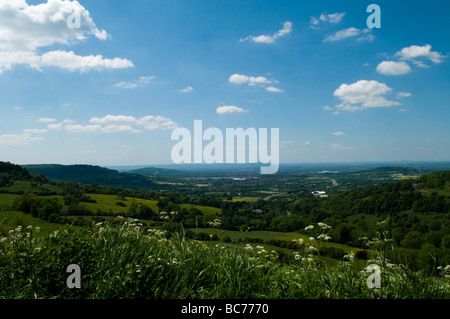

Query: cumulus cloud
[[179, 86, 193, 93], [376, 61, 412, 76], [24, 128, 48, 134], [228, 74, 271, 86], [0, 133, 44, 145], [332, 131, 345, 136], [0, 0, 133, 74], [216, 105, 248, 115], [311, 12, 345, 27], [397, 92, 412, 98], [65, 124, 102, 133], [115, 76, 156, 89], [37, 117, 57, 123], [40, 50, 133, 73], [0, 0, 108, 51], [324, 27, 373, 42], [42, 114, 178, 134], [395, 44, 445, 66], [0, 50, 133, 73], [228, 73, 284, 93], [240, 21, 292, 44], [90, 115, 137, 125], [333, 80, 400, 112], [89, 115, 178, 131], [64, 124, 141, 133], [265, 86, 284, 93]]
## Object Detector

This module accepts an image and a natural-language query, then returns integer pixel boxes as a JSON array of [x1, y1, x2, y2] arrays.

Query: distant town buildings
[[312, 191, 328, 198]]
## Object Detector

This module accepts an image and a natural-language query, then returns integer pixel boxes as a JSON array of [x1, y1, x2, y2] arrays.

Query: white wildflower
[[317, 222, 331, 230]]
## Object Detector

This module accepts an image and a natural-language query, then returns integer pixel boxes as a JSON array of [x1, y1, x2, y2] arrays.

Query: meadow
[[79, 194, 221, 218], [0, 217, 449, 299]]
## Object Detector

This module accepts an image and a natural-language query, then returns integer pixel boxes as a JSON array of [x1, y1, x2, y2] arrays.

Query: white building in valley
[[312, 191, 328, 198]]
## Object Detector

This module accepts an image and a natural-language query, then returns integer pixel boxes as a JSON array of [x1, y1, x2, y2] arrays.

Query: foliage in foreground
[[0, 218, 449, 299]]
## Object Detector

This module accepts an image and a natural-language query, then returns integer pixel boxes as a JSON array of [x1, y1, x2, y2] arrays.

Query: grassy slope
[[1, 219, 448, 299], [189, 228, 366, 255], [0, 210, 66, 237], [80, 194, 221, 217]]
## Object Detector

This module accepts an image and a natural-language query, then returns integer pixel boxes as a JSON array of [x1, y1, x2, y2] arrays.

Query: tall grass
[[0, 217, 449, 299]]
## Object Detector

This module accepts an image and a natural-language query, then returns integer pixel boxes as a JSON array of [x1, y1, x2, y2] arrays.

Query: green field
[[78, 194, 157, 214], [0, 180, 60, 194], [79, 194, 221, 217], [189, 228, 365, 254], [0, 210, 67, 237], [0, 194, 19, 210], [229, 197, 260, 203]]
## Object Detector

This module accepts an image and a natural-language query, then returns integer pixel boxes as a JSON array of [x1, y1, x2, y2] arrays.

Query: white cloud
[[90, 115, 137, 125], [397, 92, 412, 98], [324, 27, 359, 41], [332, 131, 345, 136], [0, 51, 40, 72], [65, 124, 101, 133], [0, 48, 133, 75], [322, 12, 345, 23], [333, 80, 400, 112], [322, 106, 333, 111], [40, 50, 133, 73], [89, 114, 178, 131], [395, 44, 445, 65], [37, 117, 56, 123], [0, 0, 108, 52], [102, 125, 141, 133], [324, 27, 373, 42], [216, 105, 248, 115], [229, 73, 283, 92], [0, 133, 43, 145], [24, 128, 48, 134], [310, 17, 320, 26], [357, 34, 375, 42], [228, 74, 271, 86], [240, 21, 292, 44], [311, 12, 345, 26], [115, 76, 156, 89], [265, 86, 284, 93], [376, 61, 412, 75], [179, 86, 193, 93], [304, 141, 311, 146], [39, 114, 178, 134], [0, 0, 133, 74]]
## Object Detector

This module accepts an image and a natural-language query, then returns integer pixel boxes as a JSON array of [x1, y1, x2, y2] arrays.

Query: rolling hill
[[22, 164, 159, 190]]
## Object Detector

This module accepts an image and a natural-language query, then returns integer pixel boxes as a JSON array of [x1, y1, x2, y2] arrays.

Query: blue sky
[[0, 0, 449, 166]]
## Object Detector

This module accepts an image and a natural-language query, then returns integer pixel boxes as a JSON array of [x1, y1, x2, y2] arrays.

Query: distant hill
[[0, 162, 30, 180], [348, 166, 424, 178], [22, 164, 158, 190], [0, 162, 31, 187], [128, 167, 185, 177]]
